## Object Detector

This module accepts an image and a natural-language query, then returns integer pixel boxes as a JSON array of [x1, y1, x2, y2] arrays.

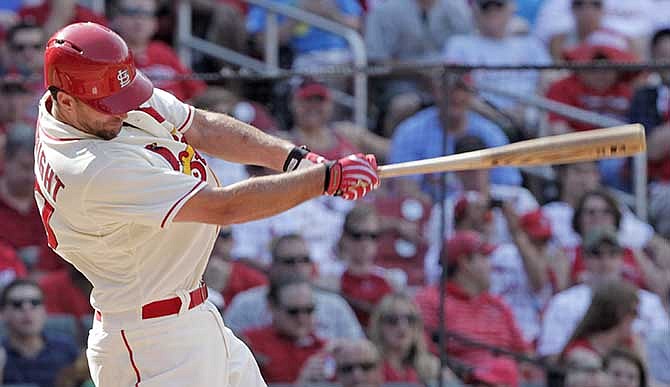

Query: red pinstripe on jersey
[[121, 330, 141, 387]]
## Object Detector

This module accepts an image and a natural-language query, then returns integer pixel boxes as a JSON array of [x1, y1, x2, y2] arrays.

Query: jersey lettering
[[35, 182, 58, 249]]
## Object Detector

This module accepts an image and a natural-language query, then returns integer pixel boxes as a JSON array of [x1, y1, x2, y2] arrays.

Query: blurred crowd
[[1, 0, 670, 387]]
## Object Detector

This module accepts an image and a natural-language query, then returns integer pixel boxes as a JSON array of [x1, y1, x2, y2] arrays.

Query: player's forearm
[[175, 165, 326, 225], [186, 109, 294, 171]]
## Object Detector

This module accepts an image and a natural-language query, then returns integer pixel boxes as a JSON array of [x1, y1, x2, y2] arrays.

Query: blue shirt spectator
[[4, 334, 79, 387], [515, 0, 544, 26], [246, 0, 362, 54], [389, 106, 521, 199]]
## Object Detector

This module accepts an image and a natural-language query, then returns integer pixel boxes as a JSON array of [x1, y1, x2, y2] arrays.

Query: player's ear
[[56, 91, 76, 111]]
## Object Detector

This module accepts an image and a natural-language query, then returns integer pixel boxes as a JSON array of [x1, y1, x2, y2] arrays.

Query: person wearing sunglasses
[[336, 204, 393, 327], [6, 22, 45, 79], [1, 278, 79, 386], [242, 273, 329, 384], [333, 339, 384, 387], [224, 233, 363, 341]]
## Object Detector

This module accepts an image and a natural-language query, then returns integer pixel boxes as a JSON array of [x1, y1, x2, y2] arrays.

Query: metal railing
[[175, 0, 368, 128]]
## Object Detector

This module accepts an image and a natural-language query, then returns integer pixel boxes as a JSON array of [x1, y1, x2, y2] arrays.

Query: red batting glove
[[324, 154, 380, 200]]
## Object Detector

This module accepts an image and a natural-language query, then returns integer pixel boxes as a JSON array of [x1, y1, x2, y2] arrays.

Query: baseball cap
[[583, 227, 620, 254], [293, 78, 330, 100], [471, 358, 519, 387], [519, 209, 552, 241], [442, 230, 495, 266]]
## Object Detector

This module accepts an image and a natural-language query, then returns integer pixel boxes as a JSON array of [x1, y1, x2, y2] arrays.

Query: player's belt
[[95, 282, 209, 321]]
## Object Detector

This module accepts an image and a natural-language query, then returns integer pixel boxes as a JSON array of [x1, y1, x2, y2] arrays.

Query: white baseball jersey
[[34, 88, 218, 313]]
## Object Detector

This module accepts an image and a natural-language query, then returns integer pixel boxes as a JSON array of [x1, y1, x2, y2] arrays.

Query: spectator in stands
[[246, 0, 363, 71], [604, 348, 648, 387], [224, 233, 363, 340], [537, 227, 669, 359], [562, 347, 611, 387], [18, 0, 108, 37], [5, 22, 44, 79], [0, 124, 63, 274], [289, 77, 389, 161], [1, 278, 79, 386], [443, 0, 551, 137], [364, 0, 473, 134], [548, 0, 634, 60], [561, 280, 640, 361], [415, 230, 529, 384], [0, 76, 37, 128], [108, 0, 207, 102], [389, 75, 521, 201], [568, 190, 669, 298], [242, 274, 329, 384], [203, 227, 267, 310], [0, 241, 26, 290], [423, 136, 538, 283], [631, 28, 670, 239], [534, 0, 654, 59], [38, 262, 92, 320], [333, 338, 384, 387], [646, 326, 670, 386], [368, 293, 455, 385], [335, 204, 393, 327]]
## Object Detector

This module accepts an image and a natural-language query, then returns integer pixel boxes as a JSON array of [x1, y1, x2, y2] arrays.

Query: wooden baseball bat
[[378, 124, 646, 179]]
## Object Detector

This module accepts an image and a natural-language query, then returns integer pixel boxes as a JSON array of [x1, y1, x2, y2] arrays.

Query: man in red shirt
[[415, 230, 528, 386], [242, 274, 330, 384], [0, 125, 62, 273], [109, 0, 207, 102]]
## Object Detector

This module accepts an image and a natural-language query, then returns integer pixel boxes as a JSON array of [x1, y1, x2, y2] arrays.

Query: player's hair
[[269, 233, 305, 262], [571, 189, 622, 235], [266, 272, 311, 306], [0, 278, 42, 308], [604, 347, 648, 387], [4, 123, 35, 158]]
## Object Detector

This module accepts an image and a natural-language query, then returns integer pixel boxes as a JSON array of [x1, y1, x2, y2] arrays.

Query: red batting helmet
[[44, 22, 153, 115]]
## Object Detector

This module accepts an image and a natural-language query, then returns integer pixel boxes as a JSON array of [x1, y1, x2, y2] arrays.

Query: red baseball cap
[[519, 209, 552, 241], [471, 358, 519, 387], [442, 230, 495, 265], [294, 78, 330, 100]]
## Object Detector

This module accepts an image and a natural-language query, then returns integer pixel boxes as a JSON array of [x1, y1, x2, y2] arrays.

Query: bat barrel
[[378, 124, 646, 179]]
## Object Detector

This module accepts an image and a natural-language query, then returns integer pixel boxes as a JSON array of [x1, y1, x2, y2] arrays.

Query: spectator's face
[[571, 0, 604, 29], [113, 0, 158, 46], [3, 149, 34, 198], [292, 96, 333, 131], [564, 349, 610, 387], [584, 242, 623, 281], [446, 86, 472, 120], [3, 85, 33, 124], [463, 252, 492, 291], [475, 1, 513, 38], [2, 284, 46, 337], [9, 27, 44, 73], [271, 282, 315, 340], [379, 300, 417, 353], [652, 36, 670, 82], [607, 357, 640, 387], [562, 163, 600, 197], [272, 238, 313, 279], [578, 69, 619, 93], [579, 196, 617, 235], [341, 215, 380, 269], [455, 169, 490, 195], [335, 344, 383, 387]]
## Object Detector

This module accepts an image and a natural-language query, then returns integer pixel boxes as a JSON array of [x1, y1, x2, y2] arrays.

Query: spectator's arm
[[632, 245, 670, 298], [43, 0, 76, 37], [548, 33, 566, 61], [333, 122, 390, 161]]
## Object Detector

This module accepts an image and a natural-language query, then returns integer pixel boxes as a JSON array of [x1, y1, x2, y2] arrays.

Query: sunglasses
[[11, 43, 42, 52], [283, 304, 316, 317], [572, 0, 603, 8], [338, 362, 378, 374], [381, 313, 418, 326], [8, 298, 42, 309], [275, 255, 311, 265], [347, 230, 380, 241], [479, 0, 506, 12]]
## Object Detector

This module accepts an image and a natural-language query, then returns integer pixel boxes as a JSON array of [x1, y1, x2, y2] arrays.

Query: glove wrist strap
[[324, 161, 341, 195], [283, 145, 310, 172]]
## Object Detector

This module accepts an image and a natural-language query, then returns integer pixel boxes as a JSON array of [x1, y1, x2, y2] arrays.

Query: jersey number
[[35, 186, 58, 249]]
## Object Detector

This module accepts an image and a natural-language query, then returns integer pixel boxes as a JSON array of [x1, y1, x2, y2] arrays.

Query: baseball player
[[34, 22, 379, 387]]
